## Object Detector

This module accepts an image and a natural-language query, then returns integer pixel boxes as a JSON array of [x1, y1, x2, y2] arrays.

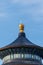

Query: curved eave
[[0, 45, 43, 51]]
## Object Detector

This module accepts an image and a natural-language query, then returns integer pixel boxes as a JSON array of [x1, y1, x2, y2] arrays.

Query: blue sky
[[0, 0, 43, 64]]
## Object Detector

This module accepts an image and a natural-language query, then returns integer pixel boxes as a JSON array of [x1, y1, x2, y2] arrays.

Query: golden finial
[[19, 24, 24, 32]]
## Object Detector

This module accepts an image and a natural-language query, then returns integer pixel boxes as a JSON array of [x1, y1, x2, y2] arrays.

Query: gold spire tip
[[19, 24, 24, 32]]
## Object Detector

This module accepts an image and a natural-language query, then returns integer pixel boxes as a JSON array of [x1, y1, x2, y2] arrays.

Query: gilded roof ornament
[[19, 24, 24, 32]]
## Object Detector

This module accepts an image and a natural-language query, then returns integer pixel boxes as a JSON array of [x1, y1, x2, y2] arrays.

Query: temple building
[[0, 24, 43, 65]]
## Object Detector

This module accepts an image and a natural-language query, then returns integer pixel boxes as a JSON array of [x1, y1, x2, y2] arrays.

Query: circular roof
[[0, 32, 42, 50]]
